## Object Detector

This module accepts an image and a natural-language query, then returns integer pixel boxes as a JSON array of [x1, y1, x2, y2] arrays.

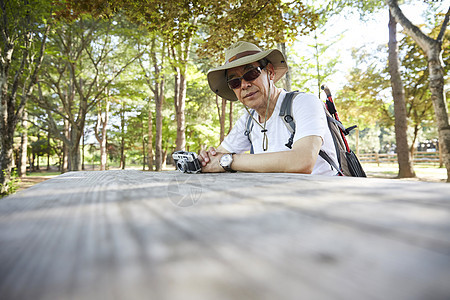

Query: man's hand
[[198, 147, 226, 173]]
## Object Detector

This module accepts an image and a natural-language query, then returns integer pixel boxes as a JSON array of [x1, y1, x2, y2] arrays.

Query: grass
[[26, 171, 62, 177], [362, 163, 447, 182]]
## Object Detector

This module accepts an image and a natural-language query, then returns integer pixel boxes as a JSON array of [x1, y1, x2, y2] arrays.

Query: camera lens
[[177, 161, 186, 173]]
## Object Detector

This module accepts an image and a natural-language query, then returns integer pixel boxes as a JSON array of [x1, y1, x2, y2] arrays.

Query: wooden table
[[1, 170, 450, 300]]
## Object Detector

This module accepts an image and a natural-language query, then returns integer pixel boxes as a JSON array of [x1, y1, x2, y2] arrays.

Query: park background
[[1, 0, 449, 194]]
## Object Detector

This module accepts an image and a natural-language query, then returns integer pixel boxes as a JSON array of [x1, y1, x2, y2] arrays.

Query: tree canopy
[[1, 0, 449, 194]]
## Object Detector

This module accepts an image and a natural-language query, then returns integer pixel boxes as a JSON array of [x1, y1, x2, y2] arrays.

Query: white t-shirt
[[221, 90, 338, 176]]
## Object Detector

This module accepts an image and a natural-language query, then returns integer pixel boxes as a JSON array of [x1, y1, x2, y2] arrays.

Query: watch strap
[[221, 153, 236, 172]]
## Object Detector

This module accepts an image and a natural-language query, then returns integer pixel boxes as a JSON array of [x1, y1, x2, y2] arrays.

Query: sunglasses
[[227, 66, 264, 90]]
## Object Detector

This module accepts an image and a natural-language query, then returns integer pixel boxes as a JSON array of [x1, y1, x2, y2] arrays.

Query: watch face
[[220, 154, 232, 167]]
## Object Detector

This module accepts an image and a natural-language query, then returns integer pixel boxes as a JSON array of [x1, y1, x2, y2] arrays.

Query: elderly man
[[199, 41, 338, 175]]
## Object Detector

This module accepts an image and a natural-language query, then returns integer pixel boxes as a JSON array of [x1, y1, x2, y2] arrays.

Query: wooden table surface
[[1, 170, 449, 300]]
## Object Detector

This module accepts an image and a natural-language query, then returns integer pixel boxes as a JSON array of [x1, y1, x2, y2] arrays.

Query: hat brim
[[207, 49, 288, 101]]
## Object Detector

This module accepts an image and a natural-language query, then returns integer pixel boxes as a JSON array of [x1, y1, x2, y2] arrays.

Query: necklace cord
[[243, 71, 272, 152]]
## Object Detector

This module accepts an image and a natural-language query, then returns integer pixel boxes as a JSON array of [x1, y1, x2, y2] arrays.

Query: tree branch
[[35, 82, 69, 121], [436, 6, 450, 43], [386, 0, 437, 54], [16, 16, 52, 121], [253, 0, 272, 18]]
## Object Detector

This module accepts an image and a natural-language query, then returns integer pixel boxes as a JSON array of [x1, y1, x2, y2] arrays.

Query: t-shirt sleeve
[[220, 112, 252, 153], [292, 93, 327, 144]]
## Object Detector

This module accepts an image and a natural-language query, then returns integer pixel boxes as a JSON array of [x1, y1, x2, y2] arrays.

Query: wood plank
[[1, 170, 450, 300]]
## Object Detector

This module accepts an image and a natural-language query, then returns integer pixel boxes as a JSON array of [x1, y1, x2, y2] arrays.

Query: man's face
[[226, 62, 274, 110]]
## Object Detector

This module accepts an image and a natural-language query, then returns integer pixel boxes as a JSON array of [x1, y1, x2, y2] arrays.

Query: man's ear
[[267, 63, 276, 80]]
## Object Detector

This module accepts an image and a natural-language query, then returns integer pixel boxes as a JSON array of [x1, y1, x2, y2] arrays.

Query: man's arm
[[200, 135, 322, 173]]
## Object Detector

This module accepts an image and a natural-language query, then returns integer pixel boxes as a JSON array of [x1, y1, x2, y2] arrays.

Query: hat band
[[225, 50, 261, 65]]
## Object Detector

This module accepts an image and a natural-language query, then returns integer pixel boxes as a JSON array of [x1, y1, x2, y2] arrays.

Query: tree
[[388, 10, 415, 178], [94, 89, 110, 171], [340, 24, 448, 160], [18, 111, 28, 177], [198, 0, 318, 60], [59, 0, 319, 156], [0, 0, 52, 194], [136, 34, 166, 171], [386, 0, 450, 182], [289, 27, 341, 98], [36, 16, 142, 171], [400, 30, 449, 156], [338, 46, 394, 130]]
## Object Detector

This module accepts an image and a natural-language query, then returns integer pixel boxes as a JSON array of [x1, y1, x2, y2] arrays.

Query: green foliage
[[198, 0, 319, 61], [290, 27, 342, 98], [66, 0, 319, 61], [12, 0, 446, 175], [339, 20, 449, 131], [31, 139, 53, 157], [0, 170, 20, 197], [338, 45, 393, 129]]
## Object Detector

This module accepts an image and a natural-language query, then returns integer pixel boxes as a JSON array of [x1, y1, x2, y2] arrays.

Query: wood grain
[[1, 170, 449, 300]]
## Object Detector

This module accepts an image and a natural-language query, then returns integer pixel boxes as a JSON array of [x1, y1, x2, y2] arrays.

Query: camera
[[172, 151, 202, 174]]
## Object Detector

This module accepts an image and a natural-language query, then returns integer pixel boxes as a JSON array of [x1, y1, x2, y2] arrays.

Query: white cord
[[243, 71, 272, 151]]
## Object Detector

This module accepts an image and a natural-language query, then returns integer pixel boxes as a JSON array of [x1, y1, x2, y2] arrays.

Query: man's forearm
[[231, 150, 316, 174], [231, 135, 322, 173], [201, 136, 322, 174]]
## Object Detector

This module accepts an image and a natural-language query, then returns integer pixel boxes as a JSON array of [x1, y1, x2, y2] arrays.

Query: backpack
[[244, 90, 367, 177]]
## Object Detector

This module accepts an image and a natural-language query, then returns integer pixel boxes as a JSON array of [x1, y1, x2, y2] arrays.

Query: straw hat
[[207, 41, 288, 101]]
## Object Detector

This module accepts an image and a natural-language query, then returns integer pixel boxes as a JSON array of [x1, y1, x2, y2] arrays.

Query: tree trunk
[[62, 119, 69, 173], [387, 1, 450, 182], [142, 38, 165, 171], [314, 31, 322, 99], [428, 50, 450, 181], [0, 10, 50, 193], [69, 146, 81, 172], [171, 18, 196, 152], [142, 119, 146, 170], [82, 130, 85, 170], [228, 101, 234, 134], [176, 71, 187, 151], [388, 10, 415, 178], [68, 124, 83, 171], [162, 148, 167, 168], [95, 99, 109, 171], [100, 122, 107, 171], [215, 94, 226, 142], [18, 110, 28, 177], [148, 104, 154, 171], [410, 125, 420, 159], [280, 43, 292, 92], [120, 105, 126, 170], [0, 122, 15, 194], [155, 80, 164, 171], [220, 98, 226, 142], [47, 131, 51, 170]]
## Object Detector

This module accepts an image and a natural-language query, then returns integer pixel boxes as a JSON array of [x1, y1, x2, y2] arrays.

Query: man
[[199, 41, 338, 175]]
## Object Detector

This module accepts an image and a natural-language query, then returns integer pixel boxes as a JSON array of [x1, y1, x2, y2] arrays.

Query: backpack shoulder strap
[[279, 91, 300, 149], [244, 109, 255, 154], [319, 149, 344, 176], [281, 92, 342, 175]]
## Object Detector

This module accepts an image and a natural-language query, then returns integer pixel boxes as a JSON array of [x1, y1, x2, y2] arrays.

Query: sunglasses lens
[[228, 78, 241, 89], [243, 68, 261, 82], [227, 67, 262, 90]]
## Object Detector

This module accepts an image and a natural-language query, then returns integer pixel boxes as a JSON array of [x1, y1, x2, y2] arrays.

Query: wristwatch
[[219, 153, 236, 172]]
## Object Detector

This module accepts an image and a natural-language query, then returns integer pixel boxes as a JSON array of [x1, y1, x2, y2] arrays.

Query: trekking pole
[[321, 84, 351, 153]]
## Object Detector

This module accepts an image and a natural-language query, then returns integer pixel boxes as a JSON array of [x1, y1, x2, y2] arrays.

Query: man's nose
[[240, 78, 251, 89]]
